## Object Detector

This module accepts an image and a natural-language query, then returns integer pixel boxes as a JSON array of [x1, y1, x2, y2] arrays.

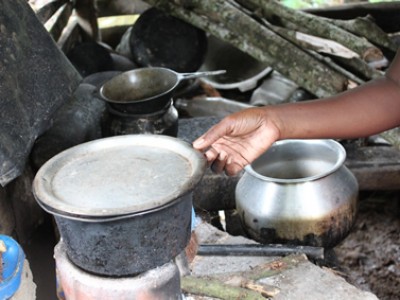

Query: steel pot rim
[[98, 67, 177, 105], [244, 139, 347, 183], [35, 191, 192, 223]]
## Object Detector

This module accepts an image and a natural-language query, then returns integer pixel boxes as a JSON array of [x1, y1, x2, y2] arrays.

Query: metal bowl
[[199, 35, 272, 92]]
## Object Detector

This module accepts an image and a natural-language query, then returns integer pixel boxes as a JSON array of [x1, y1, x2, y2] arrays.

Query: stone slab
[[189, 222, 378, 300]]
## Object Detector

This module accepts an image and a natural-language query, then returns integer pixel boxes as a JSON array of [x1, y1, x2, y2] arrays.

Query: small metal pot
[[33, 135, 206, 276], [235, 139, 358, 248], [97, 67, 225, 114]]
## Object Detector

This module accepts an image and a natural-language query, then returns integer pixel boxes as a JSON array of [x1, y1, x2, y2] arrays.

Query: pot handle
[[92, 85, 106, 102], [178, 70, 226, 81]]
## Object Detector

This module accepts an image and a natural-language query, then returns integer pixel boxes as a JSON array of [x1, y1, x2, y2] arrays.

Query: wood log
[[331, 55, 384, 81], [326, 16, 398, 53], [32, 0, 68, 24], [145, 0, 349, 98], [376, 128, 400, 151], [182, 254, 307, 298], [304, 1, 400, 33], [266, 23, 382, 82], [45, 2, 73, 42], [181, 276, 266, 299], [74, 0, 99, 40], [57, 18, 83, 54], [241, 0, 385, 63]]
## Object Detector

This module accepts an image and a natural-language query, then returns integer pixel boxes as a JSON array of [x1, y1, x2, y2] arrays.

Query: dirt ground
[[335, 191, 400, 300]]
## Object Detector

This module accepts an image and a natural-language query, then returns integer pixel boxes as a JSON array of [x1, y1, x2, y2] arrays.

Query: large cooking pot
[[32, 135, 206, 277], [97, 67, 225, 114], [235, 139, 358, 248]]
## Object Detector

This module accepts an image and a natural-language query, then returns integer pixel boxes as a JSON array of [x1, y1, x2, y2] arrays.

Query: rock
[[0, 0, 81, 186], [0, 186, 15, 236], [67, 41, 115, 77], [11, 260, 36, 300], [30, 83, 105, 170], [6, 165, 44, 243], [190, 222, 379, 300]]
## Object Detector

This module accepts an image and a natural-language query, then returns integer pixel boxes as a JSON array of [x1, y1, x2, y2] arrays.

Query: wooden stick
[[181, 276, 267, 300], [182, 254, 307, 298]]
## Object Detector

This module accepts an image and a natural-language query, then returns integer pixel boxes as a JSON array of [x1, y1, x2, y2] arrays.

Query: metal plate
[[32, 134, 206, 217]]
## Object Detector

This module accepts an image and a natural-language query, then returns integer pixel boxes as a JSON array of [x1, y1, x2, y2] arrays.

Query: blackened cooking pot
[[235, 139, 358, 248], [32, 135, 206, 276]]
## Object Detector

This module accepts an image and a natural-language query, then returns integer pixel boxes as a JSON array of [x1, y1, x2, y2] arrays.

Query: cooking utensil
[[32, 134, 206, 276], [235, 139, 358, 248], [97, 67, 225, 114]]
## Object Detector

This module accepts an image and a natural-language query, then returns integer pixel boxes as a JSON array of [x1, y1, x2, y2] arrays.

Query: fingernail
[[193, 138, 205, 148], [204, 151, 211, 160], [204, 151, 214, 161], [219, 152, 227, 161]]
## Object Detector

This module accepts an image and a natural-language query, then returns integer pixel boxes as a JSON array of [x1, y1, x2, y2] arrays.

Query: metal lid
[[32, 135, 206, 218]]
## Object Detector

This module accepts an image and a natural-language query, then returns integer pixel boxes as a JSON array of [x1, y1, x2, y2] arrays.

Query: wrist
[[261, 106, 284, 142]]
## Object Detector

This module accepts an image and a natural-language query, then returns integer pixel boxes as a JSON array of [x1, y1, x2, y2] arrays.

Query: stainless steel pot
[[32, 135, 206, 276], [235, 139, 358, 248]]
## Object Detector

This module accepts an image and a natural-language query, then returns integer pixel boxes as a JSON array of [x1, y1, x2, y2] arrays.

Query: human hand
[[192, 107, 280, 176]]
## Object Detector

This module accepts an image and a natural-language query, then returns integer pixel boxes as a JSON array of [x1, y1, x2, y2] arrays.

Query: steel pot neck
[[244, 139, 347, 184], [106, 100, 173, 117]]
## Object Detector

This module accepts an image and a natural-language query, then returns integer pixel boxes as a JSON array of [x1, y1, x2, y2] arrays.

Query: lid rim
[[32, 135, 206, 217]]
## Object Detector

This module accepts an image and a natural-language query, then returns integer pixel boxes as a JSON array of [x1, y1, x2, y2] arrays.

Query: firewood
[[182, 254, 307, 299], [145, 0, 349, 98], [32, 0, 68, 24], [74, 0, 99, 40], [181, 276, 267, 299], [325, 15, 398, 53], [240, 0, 385, 63], [266, 23, 383, 82], [378, 128, 400, 151]]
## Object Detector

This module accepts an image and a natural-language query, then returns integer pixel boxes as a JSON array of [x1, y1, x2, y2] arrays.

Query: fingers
[[192, 136, 207, 150], [193, 119, 232, 151], [210, 150, 228, 174], [210, 155, 247, 176], [203, 147, 219, 166], [224, 162, 246, 176], [203, 145, 248, 176]]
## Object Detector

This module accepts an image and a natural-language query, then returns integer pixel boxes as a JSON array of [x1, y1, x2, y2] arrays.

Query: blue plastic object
[[0, 235, 25, 300]]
